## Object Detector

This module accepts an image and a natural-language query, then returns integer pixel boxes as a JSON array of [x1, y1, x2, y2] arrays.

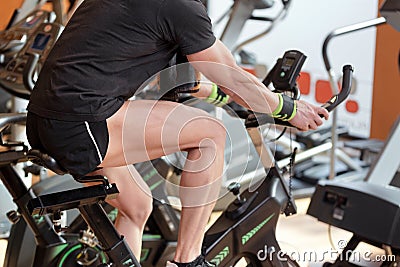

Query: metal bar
[[247, 127, 275, 169], [322, 17, 387, 72], [220, 0, 254, 51], [79, 203, 140, 267], [28, 184, 119, 216], [0, 165, 61, 246], [366, 117, 400, 185], [247, 127, 296, 213], [277, 142, 332, 169], [321, 16, 386, 180]]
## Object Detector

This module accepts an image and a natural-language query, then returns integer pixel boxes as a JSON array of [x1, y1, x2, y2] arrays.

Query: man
[[26, 0, 328, 266]]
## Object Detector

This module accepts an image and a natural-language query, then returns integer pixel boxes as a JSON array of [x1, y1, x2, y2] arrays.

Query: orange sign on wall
[[370, 0, 400, 140]]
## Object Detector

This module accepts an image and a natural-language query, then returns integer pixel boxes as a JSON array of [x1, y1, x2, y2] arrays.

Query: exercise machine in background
[[307, 1, 400, 266], [307, 116, 400, 267], [285, 0, 399, 194], [0, 7, 62, 238], [215, 0, 291, 74], [0, 8, 56, 115]]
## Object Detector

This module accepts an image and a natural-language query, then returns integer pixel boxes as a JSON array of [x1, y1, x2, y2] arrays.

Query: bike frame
[[203, 122, 297, 267], [203, 65, 353, 266]]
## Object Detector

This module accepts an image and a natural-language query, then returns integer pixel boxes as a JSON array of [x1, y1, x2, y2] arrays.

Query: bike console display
[[273, 50, 306, 91], [263, 49, 307, 95], [0, 22, 63, 99], [0, 10, 55, 52]]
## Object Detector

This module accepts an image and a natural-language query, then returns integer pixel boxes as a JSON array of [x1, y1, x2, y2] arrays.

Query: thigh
[[101, 99, 226, 167]]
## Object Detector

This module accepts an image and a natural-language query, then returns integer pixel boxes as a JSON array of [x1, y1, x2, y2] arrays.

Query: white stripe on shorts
[[84, 121, 103, 163]]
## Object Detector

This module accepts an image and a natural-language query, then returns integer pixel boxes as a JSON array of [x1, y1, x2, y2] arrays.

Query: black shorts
[[26, 112, 109, 177]]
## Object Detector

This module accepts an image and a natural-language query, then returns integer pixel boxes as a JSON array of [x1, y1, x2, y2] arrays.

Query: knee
[[134, 197, 153, 224], [117, 197, 153, 227]]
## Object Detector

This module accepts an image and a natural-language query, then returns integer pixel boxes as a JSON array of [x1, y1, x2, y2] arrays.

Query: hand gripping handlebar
[[245, 64, 354, 128]]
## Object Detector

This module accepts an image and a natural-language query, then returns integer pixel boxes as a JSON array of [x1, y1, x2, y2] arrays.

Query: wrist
[[271, 93, 297, 121], [205, 83, 230, 107]]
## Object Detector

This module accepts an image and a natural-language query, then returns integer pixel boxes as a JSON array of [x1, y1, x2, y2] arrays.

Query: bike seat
[[28, 149, 68, 175], [28, 149, 109, 185], [0, 113, 27, 134]]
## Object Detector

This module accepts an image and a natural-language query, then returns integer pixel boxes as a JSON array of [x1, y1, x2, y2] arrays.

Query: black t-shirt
[[27, 0, 216, 122]]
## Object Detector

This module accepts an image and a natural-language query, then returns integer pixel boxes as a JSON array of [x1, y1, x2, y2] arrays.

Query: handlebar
[[245, 64, 354, 129], [0, 113, 27, 134], [23, 53, 40, 92], [321, 17, 386, 108], [322, 65, 353, 112]]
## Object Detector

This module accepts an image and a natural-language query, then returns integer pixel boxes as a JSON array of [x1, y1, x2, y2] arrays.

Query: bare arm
[[187, 40, 280, 114], [187, 39, 329, 131]]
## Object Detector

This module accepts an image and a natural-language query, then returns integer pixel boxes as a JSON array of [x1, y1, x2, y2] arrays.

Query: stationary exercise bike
[[0, 5, 354, 265], [0, 41, 353, 267]]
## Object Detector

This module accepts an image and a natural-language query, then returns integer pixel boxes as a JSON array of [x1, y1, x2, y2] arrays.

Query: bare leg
[[175, 147, 224, 262], [100, 100, 226, 262], [93, 165, 152, 259]]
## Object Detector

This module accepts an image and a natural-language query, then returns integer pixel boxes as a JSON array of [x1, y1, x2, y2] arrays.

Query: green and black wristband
[[205, 83, 230, 107], [271, 93, 297, 121]]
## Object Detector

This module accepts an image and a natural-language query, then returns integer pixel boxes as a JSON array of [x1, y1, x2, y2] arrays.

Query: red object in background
[[315, 80, 333, 103], [346, 100, 359, 113], [300, 73, 358, 114], [297, 72, 311, 95]]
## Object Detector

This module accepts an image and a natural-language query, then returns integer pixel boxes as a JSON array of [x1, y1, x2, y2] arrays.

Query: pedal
[[27, 183, 119, 216], [79, 228, 100, 248]]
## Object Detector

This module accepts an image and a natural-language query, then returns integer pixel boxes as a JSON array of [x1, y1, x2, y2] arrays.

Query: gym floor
[[0, 198, 386, 267]]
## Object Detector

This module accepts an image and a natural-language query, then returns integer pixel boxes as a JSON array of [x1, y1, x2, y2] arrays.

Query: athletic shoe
[[166, 255, 215, 267]]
